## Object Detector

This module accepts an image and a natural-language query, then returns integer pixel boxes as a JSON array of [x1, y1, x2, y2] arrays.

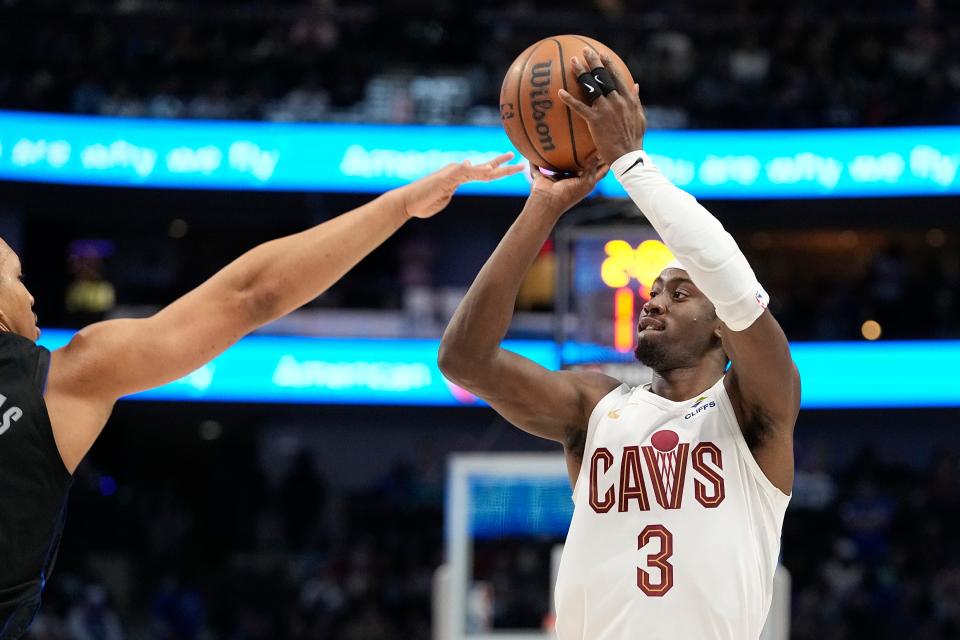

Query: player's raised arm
[[438, 159, 621, 459], [559, 48, 800, 492], [45, 155, 522, 473]]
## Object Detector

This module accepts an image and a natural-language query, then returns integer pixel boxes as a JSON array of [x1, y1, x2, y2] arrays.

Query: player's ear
[[0, 306, 12, 333]]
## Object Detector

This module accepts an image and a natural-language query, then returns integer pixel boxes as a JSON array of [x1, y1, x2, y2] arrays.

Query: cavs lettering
[[588, 429, 725, 514]]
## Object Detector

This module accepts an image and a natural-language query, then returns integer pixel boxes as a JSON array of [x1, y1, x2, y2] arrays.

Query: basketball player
[[439, 49, 799, 639], [0, 154, 521, 639]]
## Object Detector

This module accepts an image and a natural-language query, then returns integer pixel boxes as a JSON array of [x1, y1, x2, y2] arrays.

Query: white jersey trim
[[571, 383, 631, 504], [628, 375, 726, 412], [716, 378, 793, 503]]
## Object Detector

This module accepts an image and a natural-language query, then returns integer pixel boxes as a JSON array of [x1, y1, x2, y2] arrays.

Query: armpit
[[741, 404, 777, 452], [564, 423, 587, 462]]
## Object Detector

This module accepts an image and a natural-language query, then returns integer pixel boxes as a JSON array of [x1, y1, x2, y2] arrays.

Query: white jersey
[[554, 376, 790, 640]]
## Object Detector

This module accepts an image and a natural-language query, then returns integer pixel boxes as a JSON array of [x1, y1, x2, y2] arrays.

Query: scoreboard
[[556, 225, 674, 371]]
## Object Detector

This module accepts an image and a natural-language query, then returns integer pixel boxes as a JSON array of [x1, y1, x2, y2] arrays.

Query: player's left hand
[[398, 152, 524, 219], [557, 48, 646, 164], [528, 154, 609, 215]]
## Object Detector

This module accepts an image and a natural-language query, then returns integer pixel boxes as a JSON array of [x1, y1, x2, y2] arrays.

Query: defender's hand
[[398, 152, 524, 219], [557, 48, 646, 164], [528, 155, 609, 215]]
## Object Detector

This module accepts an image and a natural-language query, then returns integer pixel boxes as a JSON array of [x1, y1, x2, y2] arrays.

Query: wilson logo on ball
[[500, 35, 635, 172], [529, 60, 556, 152]]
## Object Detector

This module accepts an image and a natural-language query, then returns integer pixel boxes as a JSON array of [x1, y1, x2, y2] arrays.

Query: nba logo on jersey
[[755, 287, 770, 309]]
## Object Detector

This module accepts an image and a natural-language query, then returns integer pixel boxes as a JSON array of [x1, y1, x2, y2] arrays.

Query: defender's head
[[0, 240, 39, 341], [634, 265, 725, 372]]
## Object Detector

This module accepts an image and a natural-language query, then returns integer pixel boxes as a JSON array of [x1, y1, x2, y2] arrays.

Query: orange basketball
[[499, 35, 634, 173]]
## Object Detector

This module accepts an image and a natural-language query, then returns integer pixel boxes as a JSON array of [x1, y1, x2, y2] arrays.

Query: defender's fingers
[[491, 163, 525, 178], [437, 161, 465, 178], [467, 162, 523, 182], [485, 152, 515, 168]]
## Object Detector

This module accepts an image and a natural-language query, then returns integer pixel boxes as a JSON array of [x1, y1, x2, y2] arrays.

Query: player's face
[[634, 268, 721, 370], [0, 242, 40, 341]]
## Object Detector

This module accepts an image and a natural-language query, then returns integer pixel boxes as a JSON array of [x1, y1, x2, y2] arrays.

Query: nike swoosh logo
[[594, 75, 605, 85], [584, 84, 596, 93], [618, 156, 645, 176]]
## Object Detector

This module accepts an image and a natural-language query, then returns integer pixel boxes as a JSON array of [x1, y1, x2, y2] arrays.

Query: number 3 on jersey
[[638, 524, 673, 596]]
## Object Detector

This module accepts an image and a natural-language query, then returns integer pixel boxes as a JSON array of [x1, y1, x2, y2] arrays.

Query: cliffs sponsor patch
[[684, 396, 717, 420]]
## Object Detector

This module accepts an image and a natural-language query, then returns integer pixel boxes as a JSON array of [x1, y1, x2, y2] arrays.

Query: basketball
[[499, 35, 634, 173]]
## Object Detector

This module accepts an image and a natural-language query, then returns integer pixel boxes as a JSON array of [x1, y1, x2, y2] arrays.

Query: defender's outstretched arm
[[46, 156, 522, 473]]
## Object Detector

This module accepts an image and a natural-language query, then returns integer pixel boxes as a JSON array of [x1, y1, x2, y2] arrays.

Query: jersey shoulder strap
[[0, 332, 51, 390]]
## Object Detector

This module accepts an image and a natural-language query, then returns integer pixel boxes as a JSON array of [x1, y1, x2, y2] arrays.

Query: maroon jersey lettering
[[618, 446, 650, 512], [692, 442, 725, 508], [590, 448, 615, 513]]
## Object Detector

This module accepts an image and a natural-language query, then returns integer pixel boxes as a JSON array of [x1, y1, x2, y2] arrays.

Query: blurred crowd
[[20, 428, 960, 640], [753, 235, 960, 341], [1, 0, 958, 128], [27, 447, 444, 640], [788, 445, 960, 640]]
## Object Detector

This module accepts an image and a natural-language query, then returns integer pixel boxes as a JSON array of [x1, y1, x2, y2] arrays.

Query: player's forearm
[[439, 197, 562, 382], [220, 191, 408, 326], [612, 151, 768, 331]]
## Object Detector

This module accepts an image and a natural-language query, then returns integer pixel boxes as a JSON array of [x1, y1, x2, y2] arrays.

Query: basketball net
[[656, 450, 679, 496]]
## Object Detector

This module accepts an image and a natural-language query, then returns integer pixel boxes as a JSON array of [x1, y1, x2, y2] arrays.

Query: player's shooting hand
[[528, 154, 609, 215], [557, 48, 646, 164], [398, 152, 524, 219]]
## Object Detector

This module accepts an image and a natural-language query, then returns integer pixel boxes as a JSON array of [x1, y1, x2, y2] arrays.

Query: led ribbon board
[[2, 110, 959, 198], [36, 330, 557, 406], [36, 330, 960, 408]]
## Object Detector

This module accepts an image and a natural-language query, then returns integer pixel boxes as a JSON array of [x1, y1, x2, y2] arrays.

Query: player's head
[[634, 265, 725, 372], [0, 240, 39, 341]]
